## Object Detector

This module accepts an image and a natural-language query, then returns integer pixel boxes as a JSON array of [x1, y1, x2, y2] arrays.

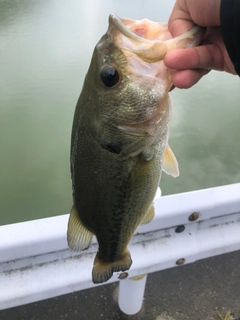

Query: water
[[0, 0, 239, 225]]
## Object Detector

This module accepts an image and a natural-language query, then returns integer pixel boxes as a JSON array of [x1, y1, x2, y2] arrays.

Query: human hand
[[164, 0, 237, 88]]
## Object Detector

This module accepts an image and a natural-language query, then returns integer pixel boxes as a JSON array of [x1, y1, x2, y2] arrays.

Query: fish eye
[[100, 66, 120, 87]]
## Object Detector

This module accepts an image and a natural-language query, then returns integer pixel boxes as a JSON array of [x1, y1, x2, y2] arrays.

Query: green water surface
[[0, 0, 239, 225]]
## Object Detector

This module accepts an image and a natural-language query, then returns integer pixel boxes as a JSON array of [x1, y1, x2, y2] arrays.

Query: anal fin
[[67, 205, 94, 252]]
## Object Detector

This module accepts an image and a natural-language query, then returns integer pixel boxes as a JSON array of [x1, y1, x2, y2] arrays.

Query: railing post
[[118, 188, 161, 315], [118, 274, 147, 315]]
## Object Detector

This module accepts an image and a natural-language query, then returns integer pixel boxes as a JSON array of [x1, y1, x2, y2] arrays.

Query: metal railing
[[1, 183, 240, 314]]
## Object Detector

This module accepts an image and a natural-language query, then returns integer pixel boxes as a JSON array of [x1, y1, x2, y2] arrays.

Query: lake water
[[1, 0, 240, 225]]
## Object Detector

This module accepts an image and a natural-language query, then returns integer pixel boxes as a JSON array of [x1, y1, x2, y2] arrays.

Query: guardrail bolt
[[176, 258, 185, 265], [175, 225, 185, 233], [118, 272, 129, 280], [188, 212, 200, 221]]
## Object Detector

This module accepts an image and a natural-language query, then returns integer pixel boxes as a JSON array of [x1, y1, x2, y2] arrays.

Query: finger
[[168, 0, 221, 37], [164, 44, 224, 71], [168, 2, 195, 37], [171, 69, 210, 89]]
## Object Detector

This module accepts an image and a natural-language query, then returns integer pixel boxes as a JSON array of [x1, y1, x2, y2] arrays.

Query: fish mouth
[[108, 13, 169, 62], [109, 14, 155, 44], [108, 13, 204, 62]]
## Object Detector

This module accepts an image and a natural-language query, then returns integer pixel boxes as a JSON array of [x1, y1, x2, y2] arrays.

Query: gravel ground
[[1, 251, 240, 320]]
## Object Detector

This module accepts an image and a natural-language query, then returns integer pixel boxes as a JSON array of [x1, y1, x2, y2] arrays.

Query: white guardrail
[[0, 183, 240, 314]]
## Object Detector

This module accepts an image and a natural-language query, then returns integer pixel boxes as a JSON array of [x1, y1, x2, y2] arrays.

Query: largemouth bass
[[68, 14, 204, 284]]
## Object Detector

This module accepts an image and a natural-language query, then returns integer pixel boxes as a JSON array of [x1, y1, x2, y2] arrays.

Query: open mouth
[[108, 14, 173, 62], [109, 14, 160, 44], [108, 14, 204, 63]]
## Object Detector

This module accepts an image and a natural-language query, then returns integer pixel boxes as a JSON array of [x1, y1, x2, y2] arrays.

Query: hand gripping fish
[[67, 14, 204, 284]]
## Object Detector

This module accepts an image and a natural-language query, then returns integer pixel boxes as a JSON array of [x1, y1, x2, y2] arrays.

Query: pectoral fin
[[162, 145, 179, 178], [67, 205, 94, 252], [140, 203, 155, 225]]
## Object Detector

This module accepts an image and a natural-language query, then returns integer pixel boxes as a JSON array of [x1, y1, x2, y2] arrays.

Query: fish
[[67, 14, 204, 284]]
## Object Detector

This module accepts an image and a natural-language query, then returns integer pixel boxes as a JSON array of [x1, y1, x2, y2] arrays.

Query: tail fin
[[92, 248, 132, 284]]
